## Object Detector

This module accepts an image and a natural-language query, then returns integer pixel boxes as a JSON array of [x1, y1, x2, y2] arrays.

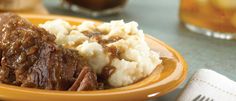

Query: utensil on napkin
[[177, 69, 236, 101]]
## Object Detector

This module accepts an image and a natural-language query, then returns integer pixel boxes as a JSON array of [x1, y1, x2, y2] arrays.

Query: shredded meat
[[69, 66, 98, 91], [0, 13, 98, 91]]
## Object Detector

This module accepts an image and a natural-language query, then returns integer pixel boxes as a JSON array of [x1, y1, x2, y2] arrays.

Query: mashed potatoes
[[40, 20, 162, 87]]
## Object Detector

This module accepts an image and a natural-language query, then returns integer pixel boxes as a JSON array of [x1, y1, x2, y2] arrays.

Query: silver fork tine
[[192, 94, 202, 101], [199, 96, 205, 101], [206, 97, 214, 101], [205, 98, 210, 101], [192, 94, 214, 101]]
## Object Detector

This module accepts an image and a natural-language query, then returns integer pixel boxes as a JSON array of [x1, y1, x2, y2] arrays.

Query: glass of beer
[[179, 0, 236, 39]]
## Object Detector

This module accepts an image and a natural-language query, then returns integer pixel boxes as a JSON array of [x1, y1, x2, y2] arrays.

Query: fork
[[192, 94, 214, 101]]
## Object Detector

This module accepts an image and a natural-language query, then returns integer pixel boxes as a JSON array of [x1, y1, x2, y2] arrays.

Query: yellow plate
[[0, 14, 187, 101]]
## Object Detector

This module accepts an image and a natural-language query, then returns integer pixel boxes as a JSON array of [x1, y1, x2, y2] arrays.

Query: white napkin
[[177, 69, 236, 101]]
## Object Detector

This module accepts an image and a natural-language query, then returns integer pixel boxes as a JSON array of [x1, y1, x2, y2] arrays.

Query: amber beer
[[179, 0, 236, 39]]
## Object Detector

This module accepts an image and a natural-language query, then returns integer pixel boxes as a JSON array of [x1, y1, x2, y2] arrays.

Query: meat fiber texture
[[0, 13, 98, 91]]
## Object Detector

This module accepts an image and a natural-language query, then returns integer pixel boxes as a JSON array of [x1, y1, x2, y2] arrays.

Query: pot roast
[[0, 13, 98, 91]]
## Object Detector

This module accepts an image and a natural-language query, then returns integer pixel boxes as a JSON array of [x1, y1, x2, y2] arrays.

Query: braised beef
[[0, 13, 98, 91], [69, 66, 98, 91]]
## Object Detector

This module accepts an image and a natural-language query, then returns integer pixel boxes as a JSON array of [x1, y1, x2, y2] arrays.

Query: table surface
[[44, 0, 236, 100]]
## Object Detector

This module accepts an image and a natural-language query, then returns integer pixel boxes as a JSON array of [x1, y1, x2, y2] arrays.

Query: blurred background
[[1, 0, 236, 100]]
